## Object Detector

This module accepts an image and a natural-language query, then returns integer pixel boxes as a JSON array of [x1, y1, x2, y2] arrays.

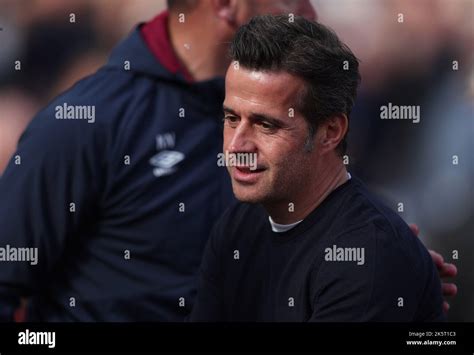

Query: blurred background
[[0, 0, 472, 321]]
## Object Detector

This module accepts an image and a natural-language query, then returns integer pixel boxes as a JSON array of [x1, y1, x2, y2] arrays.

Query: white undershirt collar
[[269, 217, 303, 233]]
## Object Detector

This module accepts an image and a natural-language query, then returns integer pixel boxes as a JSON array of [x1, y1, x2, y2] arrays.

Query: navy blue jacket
[[0, 27, 234, 321]]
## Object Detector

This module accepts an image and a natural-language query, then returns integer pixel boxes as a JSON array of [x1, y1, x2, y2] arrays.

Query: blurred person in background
[[0, 0, 460, 321]]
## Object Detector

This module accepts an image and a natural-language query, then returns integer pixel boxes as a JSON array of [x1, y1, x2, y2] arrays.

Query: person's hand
[[409, 224, 458, 313]]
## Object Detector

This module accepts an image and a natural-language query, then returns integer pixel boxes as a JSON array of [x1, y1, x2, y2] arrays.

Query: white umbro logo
[[150, 150, 185, 177]]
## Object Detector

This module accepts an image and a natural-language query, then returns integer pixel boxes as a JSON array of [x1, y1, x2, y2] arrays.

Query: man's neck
[[168, 12, 230, 82], [265, 162, 349, 224]]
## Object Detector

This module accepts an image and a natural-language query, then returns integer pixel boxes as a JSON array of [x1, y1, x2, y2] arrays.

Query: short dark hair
[[229, 15, 361, 155]]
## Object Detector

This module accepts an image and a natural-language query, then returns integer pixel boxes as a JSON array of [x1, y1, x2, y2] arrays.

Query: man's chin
[[232, 184, 267, 204]]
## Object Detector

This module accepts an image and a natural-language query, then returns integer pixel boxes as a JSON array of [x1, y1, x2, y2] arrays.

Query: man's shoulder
[[333, 178, 434, 276], [21, 59, 176, 153], [338, 178, 416, 243], [27, 68, 131, 130], [315, 179, 443, 320]]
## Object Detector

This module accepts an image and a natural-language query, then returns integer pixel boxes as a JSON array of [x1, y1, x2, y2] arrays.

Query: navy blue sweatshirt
[[0, 13, 234, 321], [190, 177, 445, 321]]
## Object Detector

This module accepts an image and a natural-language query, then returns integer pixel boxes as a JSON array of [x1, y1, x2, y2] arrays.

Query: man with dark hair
[[190, 15, 445, 321]]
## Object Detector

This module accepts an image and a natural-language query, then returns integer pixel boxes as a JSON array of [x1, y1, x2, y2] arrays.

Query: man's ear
[[317, 114, 348, 155], [212, 0, 239, 28]]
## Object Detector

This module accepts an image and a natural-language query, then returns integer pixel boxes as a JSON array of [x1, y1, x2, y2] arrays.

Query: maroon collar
[[141, 11, 194, 83]]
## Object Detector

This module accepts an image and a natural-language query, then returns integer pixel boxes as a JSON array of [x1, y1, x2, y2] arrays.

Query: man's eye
[[224, 116, 239, 126]]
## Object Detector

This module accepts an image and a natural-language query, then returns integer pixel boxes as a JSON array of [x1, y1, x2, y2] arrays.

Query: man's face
[[223, 66, 315, 204], [237, 0, 317, 23]]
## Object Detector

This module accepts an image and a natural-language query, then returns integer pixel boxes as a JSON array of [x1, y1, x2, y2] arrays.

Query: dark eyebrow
[[223, 105, 287, 127], [223, 105, 238, 116]]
